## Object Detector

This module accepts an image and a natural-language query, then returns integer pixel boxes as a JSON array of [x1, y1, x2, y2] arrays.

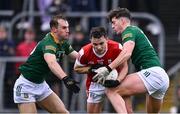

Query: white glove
[[92, 66, 112, 84]]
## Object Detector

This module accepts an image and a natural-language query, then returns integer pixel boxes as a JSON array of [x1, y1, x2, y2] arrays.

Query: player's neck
[[50, 32, 60, 43], [123, 23, 131, 32]]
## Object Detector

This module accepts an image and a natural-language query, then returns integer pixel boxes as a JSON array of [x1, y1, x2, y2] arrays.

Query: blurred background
[[0, 0, 180, 113]]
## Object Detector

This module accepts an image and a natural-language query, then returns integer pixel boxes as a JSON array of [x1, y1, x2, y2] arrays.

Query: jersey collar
[[50, 32, 66, 46], [50, 32, 60, 44]]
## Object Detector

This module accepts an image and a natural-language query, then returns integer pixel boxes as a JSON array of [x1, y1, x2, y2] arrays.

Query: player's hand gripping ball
[[105, 69, 118, 80], [103, 69, 121, 88], [93, 66, 112, 84]]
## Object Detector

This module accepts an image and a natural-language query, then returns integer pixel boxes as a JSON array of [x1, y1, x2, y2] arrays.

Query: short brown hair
[[108, 7, 131, 22], [90, 26, 107, 39], [50, 14, 67, 29]]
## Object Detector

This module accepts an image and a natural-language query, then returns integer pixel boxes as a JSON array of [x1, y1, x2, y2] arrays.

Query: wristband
[[106, 65, 112, 72]]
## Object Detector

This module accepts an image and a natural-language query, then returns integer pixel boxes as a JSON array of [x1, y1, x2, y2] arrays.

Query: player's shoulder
[[82, 43, 92, 51], [79, 43, 92, 55], [41, 33, 51, 42], [125, 25, 142, 33], [41, 33, 55, 44], [107, 39, 122, 49], [43, 32, 51, 39]]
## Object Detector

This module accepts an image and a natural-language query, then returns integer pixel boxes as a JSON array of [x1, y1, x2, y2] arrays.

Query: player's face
[[91, 36, 107, 55], [111, 17, 123, 34], [57, 19, 69, 40]]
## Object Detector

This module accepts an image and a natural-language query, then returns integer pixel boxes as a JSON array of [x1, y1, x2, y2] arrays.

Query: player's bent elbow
[[73, 67, 85, 74], [73, 66, 90, 74], [74, 68, 80, 73]]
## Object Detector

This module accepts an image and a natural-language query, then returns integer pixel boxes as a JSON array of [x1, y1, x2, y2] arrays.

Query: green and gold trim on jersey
[[45, 45, 56, 52], [122, 33, 133, 40], [50, 32, 59, 44], [50, 32, 65, 45]]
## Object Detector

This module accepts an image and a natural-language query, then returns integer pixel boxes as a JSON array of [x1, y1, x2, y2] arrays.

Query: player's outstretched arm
[[44, 53, 67, 79], [44, 53, 80, 93]]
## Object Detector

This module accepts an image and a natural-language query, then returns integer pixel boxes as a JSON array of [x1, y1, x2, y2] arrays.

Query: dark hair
[[50, 14, 67, 29], [90, 26, 107, 39], [108, 7, 131, 22]]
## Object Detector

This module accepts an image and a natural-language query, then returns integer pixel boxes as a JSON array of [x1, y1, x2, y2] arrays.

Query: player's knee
[[105, 88, 117, 96], [54, 106, 69, 113], [147, 107, 160, 113], [63, 108, 69, 113], [65, 110, 69, 114], [59, 109, 69, 114], [126, 105, 133, 113]]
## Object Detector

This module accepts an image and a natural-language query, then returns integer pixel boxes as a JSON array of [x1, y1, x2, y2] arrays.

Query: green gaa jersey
[[19, 33, 74, 83], [122, 26, 161, 70]]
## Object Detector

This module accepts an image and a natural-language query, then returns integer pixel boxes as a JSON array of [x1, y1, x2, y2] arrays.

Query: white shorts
[[13, 75, 53, 103], [87, 82, 105, 103], [137, 67, 169, 99]]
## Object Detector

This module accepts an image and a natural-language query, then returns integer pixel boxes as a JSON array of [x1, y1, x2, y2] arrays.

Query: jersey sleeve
[[64, 42, 74, 55], [42, 43, 57, 54], [118, 43, 123, 50], [75, 48, 87, 66], [122, 30, 135, 44]]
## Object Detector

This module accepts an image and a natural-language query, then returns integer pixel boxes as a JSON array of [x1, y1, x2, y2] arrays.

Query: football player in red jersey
[[74, 26, 131, 113]]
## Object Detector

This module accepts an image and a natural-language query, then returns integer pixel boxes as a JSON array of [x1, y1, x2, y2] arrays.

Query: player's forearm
[[117, 62, 128, 82], [109, 49, 131, 70], [74, 66, 90, 74], [48, 61, 67, 79]]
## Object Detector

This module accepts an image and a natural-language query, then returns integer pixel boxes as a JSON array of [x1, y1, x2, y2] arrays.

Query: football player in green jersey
[[93, 8, 169, 113], [13, 14, 80, 113]]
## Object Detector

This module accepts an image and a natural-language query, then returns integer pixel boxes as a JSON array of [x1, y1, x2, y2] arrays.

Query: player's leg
[[37, 92, 69, 113], [87, 82, 105, 113], [18, 103, 37, 113], [38, 92, 69, 113], [36, 81, 69, 113], [142, 67, 169, 113], [105, 90, 127, 113], [116, 73, 147, 96], [123, 96, 133, 113], [106, 73, 147, 97], [13, 75, 38, 113], [105, 73, 147, 113], [146, 77, 169, 112], [87, 102, 103, 113], [146, 94, 163, 113], [86, 90, 103, 113]]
